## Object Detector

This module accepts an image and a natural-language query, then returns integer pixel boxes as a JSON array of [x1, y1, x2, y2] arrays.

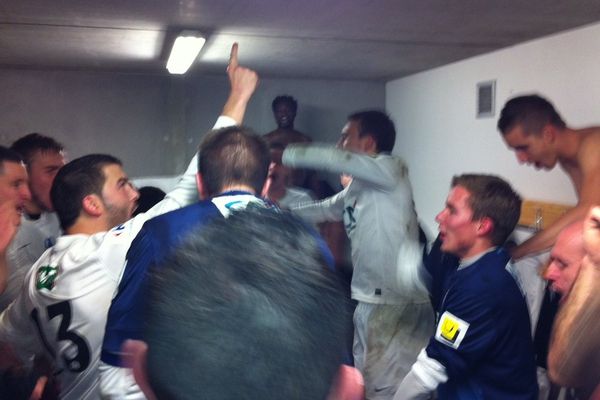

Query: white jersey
[[283, 145, 428, 304], [0, 212, 60, 311], [279, 186, 314, 210], [0, 115, 235, 400]]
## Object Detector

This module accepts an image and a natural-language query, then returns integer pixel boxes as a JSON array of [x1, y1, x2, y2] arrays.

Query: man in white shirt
[[0, 134, 65, 312], [0, 43, 258, 400], [284, 110, 433, 399]]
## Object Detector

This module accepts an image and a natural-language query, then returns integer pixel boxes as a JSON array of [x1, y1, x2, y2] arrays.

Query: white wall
[[386, 22, 600, 237], [0, 69, 384, 177]]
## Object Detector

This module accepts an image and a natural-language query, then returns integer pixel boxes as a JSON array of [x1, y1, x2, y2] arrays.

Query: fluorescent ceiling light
[[166, 32, 206, 74]]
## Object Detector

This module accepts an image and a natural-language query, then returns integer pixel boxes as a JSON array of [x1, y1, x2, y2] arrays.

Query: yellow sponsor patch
[[435, 311, 469, 349]]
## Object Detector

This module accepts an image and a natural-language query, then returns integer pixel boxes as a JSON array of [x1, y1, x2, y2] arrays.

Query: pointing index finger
[[229, 42, 239, 70]]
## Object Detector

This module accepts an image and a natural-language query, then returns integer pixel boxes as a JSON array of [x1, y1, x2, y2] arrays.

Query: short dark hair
[[144, 207, 347, 400], [10, 133, 64, 167], [198, 126, 270, 197], [271, 95, 298, 113], [348, 110, 396, 153], [0, 146, 24, 175], [497, 94, 566, 135], [51, 154, 121, 230], [451, 174, 522, 246]]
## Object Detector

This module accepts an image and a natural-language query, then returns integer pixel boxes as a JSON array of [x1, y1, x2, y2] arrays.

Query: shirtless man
[[498, 94, 600, 260], [264, 95, 311, 147]]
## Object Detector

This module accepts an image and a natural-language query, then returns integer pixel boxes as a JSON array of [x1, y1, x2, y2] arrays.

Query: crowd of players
[[0, 43, 599, 400]]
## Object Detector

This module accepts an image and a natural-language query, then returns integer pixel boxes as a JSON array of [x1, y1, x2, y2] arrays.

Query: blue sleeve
[[101, 222, 158, 366]]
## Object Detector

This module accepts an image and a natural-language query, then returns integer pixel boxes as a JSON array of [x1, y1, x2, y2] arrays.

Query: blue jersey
[[427, 248, 538, 400], [101, 191, 333, 366]]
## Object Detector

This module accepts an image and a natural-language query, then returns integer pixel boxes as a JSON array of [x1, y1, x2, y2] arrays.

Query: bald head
[[546, 221, 585, 300]]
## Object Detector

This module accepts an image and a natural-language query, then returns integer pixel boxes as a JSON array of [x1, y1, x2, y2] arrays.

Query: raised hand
[[0, 200, 20, 253], [223, 43, 259, 124]]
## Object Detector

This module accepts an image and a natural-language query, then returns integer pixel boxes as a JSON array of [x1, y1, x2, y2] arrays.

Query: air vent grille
[[477, 80, 495, 118]]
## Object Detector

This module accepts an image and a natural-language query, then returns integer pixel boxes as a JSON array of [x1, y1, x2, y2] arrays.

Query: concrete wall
[[0, 69, 384, 177], [386, 22, 600, 236]]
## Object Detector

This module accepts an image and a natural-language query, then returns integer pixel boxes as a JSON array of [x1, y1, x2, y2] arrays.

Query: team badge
[[435, 311, 469, 349], [36, 265, 58, 291]]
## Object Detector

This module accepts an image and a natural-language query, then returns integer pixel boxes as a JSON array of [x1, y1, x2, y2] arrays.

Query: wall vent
[[476, 80, 496, 118]]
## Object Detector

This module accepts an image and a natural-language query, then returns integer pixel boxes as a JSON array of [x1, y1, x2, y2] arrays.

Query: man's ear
[[476, 216, 494, 237], [327, 365, 364, 400], [82, 194, 104, 217], [196, 173, 208, 200], [542, 124, 557, 144], [363, 134, 378, 154], [122, 340, 156, 400]]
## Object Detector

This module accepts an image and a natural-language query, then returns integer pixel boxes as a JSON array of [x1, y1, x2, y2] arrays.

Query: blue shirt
[[101, 191, 333, 366], [426, 248, 538, 400]]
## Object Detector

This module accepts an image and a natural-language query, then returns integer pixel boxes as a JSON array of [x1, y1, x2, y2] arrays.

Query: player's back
[[1, 231, 127, 400]]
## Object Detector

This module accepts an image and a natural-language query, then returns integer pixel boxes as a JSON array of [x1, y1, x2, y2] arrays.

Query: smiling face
[[502, 124, 558, 170], [273, 102, 296, 129], [100, 164, 139, 228], [435, 185, 482, 259]]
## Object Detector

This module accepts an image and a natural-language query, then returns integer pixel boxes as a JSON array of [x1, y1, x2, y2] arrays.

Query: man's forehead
[[341, 121, 357, 134], [0, 160, 27, 176], [102, 163, 127, 180], [448, 185, 470, 202], [30, 149, 66, 164]]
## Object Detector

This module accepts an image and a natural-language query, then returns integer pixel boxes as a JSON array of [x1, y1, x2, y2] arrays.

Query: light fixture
[[166, 31, 206, 74]]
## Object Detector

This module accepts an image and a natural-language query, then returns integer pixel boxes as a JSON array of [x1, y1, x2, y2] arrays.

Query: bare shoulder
[[578, 128, 600, 160]]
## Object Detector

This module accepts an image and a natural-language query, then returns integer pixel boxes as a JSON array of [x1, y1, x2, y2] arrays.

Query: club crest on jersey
[[435, 311, 469, 349], [36, 265, 58, 291], [111, 224, 126, 236], [343, 205, 357, 233]]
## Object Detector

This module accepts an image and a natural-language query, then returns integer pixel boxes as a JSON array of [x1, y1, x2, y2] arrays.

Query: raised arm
[[283, 144, 403, 190], [0, 201, 20, 295], [548, 206, 600, 388], [221, 43, 259, 125], [142, 43, 258, 219], [512, 141, 600, 260]]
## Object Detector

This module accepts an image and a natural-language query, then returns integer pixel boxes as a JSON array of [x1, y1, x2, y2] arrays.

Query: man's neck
[[556, 128, 582, 163], [459, 246, 497, 268], [66, 217, 111, 236], [458, 241, 494, 262]]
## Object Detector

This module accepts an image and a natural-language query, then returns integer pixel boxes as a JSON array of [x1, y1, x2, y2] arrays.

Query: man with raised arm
[[0, 43, 258, 400], [395, 174, 537, 400], [283, 110, 433, 399], [498, 94, 600, 260]]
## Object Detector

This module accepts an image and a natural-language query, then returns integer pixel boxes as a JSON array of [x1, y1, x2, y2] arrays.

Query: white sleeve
[[394, 348, 448, 400], [144, 115, 237, 219], [290, 189, 346, 223], [282, 144, 401, 189], [0, 287, 41, 362]]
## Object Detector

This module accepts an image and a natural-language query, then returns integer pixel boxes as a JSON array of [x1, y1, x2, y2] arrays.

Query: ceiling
[[1, 1, 600, 81]]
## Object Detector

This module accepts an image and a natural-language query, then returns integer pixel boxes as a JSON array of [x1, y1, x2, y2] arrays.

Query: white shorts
[[353, 301, 434, 400], [99, 362, 146, 400]]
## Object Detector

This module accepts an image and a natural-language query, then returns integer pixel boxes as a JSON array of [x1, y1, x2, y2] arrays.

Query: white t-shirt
[[284, 145, 429, 305], [0, 116, 235, 400], [0, 212, 60, 312]]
